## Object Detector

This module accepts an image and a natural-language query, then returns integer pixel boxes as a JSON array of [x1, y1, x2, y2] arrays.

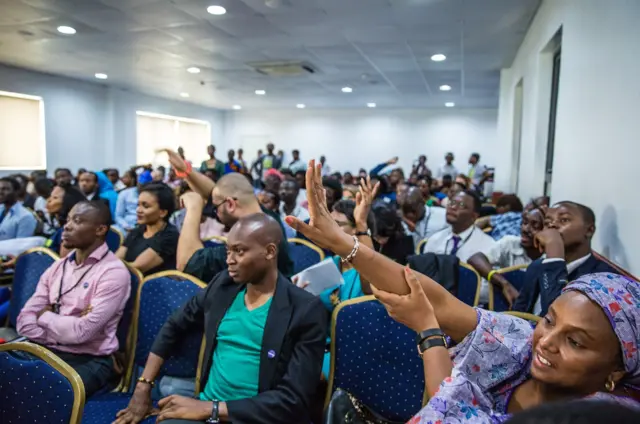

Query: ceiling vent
[[249, 61, 317, 77]]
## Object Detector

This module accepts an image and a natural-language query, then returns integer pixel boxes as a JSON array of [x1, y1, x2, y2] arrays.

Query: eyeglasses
[[448, 200, 470, 210]]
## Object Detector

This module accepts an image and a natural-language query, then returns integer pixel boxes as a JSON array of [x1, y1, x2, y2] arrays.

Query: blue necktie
[[450, 235, 461, 255]]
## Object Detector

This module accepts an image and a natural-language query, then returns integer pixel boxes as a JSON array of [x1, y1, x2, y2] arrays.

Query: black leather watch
[[355, 229, 371, 237], [415, 328, 445, 345], [205, 400, 220, 424], [417, 336, 447, 356]]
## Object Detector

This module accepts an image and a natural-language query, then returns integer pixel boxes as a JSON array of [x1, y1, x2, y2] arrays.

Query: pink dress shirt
[[17, 242, 131, 356]]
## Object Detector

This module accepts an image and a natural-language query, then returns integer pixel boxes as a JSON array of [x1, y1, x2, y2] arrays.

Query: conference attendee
[[372, 201, 415, 265], [113, 214, 328, 424], [259, 143, 278, 179], [44, 185, 88, 255], [412, 155, 431, 178], [422, 190, 495, 260], [319, 155, 331, 176], [401, 187, 448, 247], [107, 169, 127, 191], [440, 174, 470, 207], [78, 171, 100, 200], [33, 178, 55, 235], [294, 170, 308, 206], [74, 168, 87, 187], [476, 194, 525, 240], [513, 201, 617, 315], [161, 148, 293, 282], [54, 168, 74, 187], [0, 177, 37, 241], [17, 201, 131, 397], [257, 190, 280, 214], [289, 149, 306, 173], [115, 183, 178, 275], [12, 174, 36, 209], [283, 162, 640, 423], [200, 145, 225, 179], [322, 176, 343, 213], [467, 152, 487, 188], [279, 180, 309, 222], [113, 174, 140, 237], [274, 149, 285, 170], [468, 206, 545, 307], [417, 176, 440, 206], [250, 148, 264, 181], [435, 152, 458, 180], [224, 149, 243, 174], [370, 156, 403, 191], [236, 148, 248, 173], [151, 168, 164, 183]]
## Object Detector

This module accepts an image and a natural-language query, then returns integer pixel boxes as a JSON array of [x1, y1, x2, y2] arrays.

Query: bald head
[[226, 213, 282, 284], [405, 187, 424, 207], [214, 172, 256, 205]]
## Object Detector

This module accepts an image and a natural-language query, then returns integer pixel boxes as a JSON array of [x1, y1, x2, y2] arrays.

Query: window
[[544, 47, 561, 196], [0, 91, 46, 170], [136, 111, 211, 166]]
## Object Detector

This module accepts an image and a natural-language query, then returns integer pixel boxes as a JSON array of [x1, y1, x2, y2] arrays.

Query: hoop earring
[[605, 380, 616, 392]]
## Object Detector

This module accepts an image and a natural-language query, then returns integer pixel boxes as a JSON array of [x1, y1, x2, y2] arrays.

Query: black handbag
[[324, 388, 405, 424]]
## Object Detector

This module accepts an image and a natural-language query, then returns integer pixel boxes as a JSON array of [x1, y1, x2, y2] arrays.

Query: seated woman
[[116, 183, 179, 275], [468, 205, 545, 307], [285, 161, 640, 423], [371, 200, 415, 265]]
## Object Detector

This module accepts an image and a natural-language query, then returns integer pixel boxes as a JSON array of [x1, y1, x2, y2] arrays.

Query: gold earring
[[605, 380, 616, 392]]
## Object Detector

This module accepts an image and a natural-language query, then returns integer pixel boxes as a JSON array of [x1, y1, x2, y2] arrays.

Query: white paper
[[294, 258, 344, 296]]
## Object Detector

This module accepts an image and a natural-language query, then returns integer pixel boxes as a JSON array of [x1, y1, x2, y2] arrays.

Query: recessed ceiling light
[[94, 73, 108, 80], [232, 105, 242, 110], [207, 5, 227, 15], [57, 26, 76, 35], [296, 104, 306, 109], [445, 102, 455, 107], [180, 92, 190, 98], [431, 53, 447, 62], [439, 84, 452, 91], [255, 89, 266, 95], [367, 103, 376, 108], [187, 67, 201, 74], [341, 86, 353, 93]]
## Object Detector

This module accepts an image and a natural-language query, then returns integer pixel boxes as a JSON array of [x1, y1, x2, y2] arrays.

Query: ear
[[586, 223, 596, 240], [609, 369, 626, 387], [265, 243, 277, 261], [159, 209, 168, 220], [96, 224, 108, 238]]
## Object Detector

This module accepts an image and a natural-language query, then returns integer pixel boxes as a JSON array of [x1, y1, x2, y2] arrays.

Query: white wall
[[224, 109, 498, 175], [0, 65, 225, 175], [496, 0, 640, 274]]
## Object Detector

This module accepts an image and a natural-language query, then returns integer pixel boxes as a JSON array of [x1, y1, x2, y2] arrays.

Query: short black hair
[[124, 169, 137, 186], [139, 182, 177, 221], [333, 199, 376, 231], [505, 400, 640, 424], [554, 201, 596, 226], [58, 186, 89, 226], [55, 168, 72, 176], [292, 149, 299, 155], [471, 153, 480, 160], [372, 200, 404, 239], [322, 177, 343, 203], [442, 174, 453, 181], [81, 200, 112, 228], [497, 194, 524, 212], [81, 171, 98, 183], [34, 178, 55, 198], [462, 189, 482, 214], [0, 177, 20, 192], [294, 170, 306, 177]]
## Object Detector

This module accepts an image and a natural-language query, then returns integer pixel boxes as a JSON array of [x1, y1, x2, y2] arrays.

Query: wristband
[[136, 376, 155, 387], [417, 336, 447, 356], [206, 400, 220, 424], [340, 235, 360, 264], [487, 270, 497, 283], [174, 161, 192, 179]]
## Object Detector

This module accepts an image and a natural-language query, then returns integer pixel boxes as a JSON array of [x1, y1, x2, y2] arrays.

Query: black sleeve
[[512, 261, 539, 313], [226, 297, 329, 424], [183, 246, 228, 284], [150, 274, 220, 358], [123, 226, 142, 248], [538, 260, 569, 316], [148, 225, 179, 261]]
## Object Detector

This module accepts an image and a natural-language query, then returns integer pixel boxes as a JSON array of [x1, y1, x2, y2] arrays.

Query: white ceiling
[[0, 0, 540, 110]]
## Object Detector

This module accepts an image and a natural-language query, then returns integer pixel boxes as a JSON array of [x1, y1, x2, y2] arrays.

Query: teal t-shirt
[[199, 288, 273, 402]]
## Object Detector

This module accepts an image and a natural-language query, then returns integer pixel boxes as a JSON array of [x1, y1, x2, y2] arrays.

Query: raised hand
[[353, 176, 380, 229], [158, 149, 188, 174]]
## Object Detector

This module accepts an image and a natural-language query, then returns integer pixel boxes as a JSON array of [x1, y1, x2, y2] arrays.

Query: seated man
[[401, 187, 447, 247], [114, 214, 328, 424], [513, 201, 617, 315], [0, 177, 37, 241], [16, 201, 131, 396], [162, 148, 293, 282]]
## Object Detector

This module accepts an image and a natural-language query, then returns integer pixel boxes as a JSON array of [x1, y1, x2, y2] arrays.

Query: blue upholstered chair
[[504, 311, 541, 325], [6, 247, 59, 329], [458, 262, 482, 307], [202, 236, 227, 249], [82, 271, 207, 424], [106, 227, 124, 253], [325, 297, 427, 422], [0, 342, 85, 424], [415, 238, 428, 255], [288, 238, 325, 274], [490, 264, 529, 312]]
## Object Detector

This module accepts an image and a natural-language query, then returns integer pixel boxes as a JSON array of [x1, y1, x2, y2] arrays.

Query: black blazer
[[150, 271, 328, 424], [513, 253, 617, 315]]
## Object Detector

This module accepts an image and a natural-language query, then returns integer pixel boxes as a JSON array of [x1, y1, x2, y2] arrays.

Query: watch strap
[[136, 376, 155, 387], [355, 229, 371, 237], [417, 336, 447, 355], [205, 400, 220, 424], [415, 328, 445, 345]]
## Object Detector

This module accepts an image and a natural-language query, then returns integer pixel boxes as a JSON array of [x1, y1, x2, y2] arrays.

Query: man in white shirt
[[467, 153, 487, 188], [288, 150, 306, 174], [279, 180, 309, 223], [436, 152, 459, 180], [401, 187, 447, 246], [319, 155, 331, 177]]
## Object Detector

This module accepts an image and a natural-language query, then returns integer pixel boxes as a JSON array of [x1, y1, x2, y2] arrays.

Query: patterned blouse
[[408, 309, 639, 423]]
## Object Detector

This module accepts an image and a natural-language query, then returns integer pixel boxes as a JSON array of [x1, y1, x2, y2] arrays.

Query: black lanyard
[[444, 227, 475, 254], [415, 207, 433, 240], [52, 250, 109, 313]]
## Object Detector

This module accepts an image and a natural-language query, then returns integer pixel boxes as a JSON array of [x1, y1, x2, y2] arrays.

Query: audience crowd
[[0, 144, 638, 424]]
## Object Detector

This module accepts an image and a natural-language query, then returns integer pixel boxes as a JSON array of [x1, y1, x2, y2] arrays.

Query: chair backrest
[[124, 271, 207, 392], [326, 297, 426, 422], [202, 235, 227, 248], [504, 311, 541, 325], [0, 342, 85, 424], [288, 238, 325, 274], [490, 264, 529, 312], [9, 247, 59, 328], [116, 263, 144, 354], [106, 227, 124, 253], [415, 238, 428, 255], [458, 262, 482, 306]]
